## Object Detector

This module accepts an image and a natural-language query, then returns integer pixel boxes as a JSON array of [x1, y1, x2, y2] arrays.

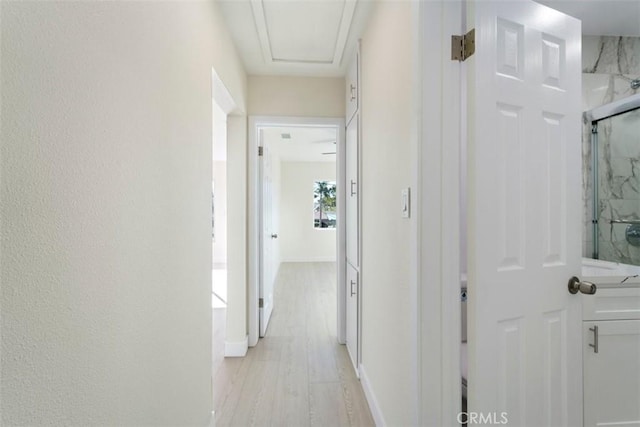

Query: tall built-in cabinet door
[[346, 263, 358, 372], [345, 47, 360, 377], [466, 1, 583, 425], [346, 114, 359, 265], [583, 320, 640, 427], [345, 51, 359, 126]]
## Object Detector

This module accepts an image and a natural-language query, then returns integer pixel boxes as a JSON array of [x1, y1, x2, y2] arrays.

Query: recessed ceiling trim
[[250, 0, 273, 65], [250, 0, 358, 69], [272, 58, 334, 65]]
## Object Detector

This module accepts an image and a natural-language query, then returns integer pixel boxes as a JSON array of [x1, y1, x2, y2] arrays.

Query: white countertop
[[582, 257, 640, 288]]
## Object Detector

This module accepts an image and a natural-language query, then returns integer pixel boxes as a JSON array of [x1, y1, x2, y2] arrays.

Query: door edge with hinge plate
[[451, 28, 475, 61]]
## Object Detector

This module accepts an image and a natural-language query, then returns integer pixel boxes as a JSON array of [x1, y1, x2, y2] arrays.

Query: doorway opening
[[211, 68, 237, 383], [248, 117, 346, 347], [212, 101, 228, 311]]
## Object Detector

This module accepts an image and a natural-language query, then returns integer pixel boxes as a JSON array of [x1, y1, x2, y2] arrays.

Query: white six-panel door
[[466, 1, 583, 425]]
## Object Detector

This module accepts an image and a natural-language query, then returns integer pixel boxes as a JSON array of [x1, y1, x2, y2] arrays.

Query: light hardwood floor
[[213, 262, 375, 427]]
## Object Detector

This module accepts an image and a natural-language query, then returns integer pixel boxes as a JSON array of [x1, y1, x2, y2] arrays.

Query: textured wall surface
[[1, 1, 246, 424], [359, 2, 417, 425]]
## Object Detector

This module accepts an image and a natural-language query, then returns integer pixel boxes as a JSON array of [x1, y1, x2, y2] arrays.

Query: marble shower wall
[[582, 36, 640, 264]]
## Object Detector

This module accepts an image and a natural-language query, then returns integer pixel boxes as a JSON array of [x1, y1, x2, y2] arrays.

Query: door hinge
[[258, 146, 263, 156], [259, 298, 264, 308], [451, 29, 475, 61]]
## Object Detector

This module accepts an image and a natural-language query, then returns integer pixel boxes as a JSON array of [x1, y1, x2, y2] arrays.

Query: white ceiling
[[263, 126, 337, 162], [537, 0, 640, 36], [218, 0, 372, 77], [220, 0, 639, 78]]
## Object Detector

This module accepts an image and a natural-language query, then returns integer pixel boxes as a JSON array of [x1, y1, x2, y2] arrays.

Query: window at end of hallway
[[313, 181, 336, 229]]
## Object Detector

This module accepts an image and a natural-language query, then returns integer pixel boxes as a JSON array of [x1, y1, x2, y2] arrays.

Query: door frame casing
[[417, 1, 463, 425], [211, 67, 238, 424], [248, 116, 347, 347]]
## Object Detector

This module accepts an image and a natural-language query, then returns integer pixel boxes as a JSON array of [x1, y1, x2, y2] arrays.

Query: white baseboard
[[208, 411, 216, 427], [359, 364, 386, 427], [224, 335, 248, 357]]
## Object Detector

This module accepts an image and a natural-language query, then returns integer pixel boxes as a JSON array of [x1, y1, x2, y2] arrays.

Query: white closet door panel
[[346, 113, 359, 266], [346, 51, 359, 127], [346, 262, 359, 374]]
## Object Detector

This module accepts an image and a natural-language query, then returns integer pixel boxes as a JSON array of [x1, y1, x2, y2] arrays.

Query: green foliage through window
[[314, 181, 337, 229]]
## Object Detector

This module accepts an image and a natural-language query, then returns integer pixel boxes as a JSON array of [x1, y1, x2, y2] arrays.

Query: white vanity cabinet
[[582, 286, 640, 427]]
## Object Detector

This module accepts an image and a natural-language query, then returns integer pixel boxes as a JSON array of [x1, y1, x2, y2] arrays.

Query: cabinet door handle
[[350, 180, 357, 196], [350, 84, 356, 101], [589, 325, 599, 353], [350, 280, 356, 297]]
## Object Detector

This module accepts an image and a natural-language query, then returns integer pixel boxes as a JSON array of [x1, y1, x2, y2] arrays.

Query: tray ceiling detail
[[219, 0, 368, 76], [251, 0, 357, 67]]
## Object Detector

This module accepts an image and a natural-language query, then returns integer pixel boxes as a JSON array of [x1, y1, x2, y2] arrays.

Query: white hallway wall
[[248, 75, 345, 118], [280, 162, 337, 262], [0, 1, 247, 425], [225, 115, 248, 350], [359, 1, 419, 425]]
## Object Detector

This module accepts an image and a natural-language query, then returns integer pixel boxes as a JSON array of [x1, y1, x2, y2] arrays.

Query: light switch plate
[[401, 188, 410, 218]]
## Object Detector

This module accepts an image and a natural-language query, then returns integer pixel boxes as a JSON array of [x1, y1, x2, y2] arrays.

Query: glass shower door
[[595, 107, 640, 265]]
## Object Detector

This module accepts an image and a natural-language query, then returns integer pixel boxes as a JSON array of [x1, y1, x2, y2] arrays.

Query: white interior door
[[260, 143, 275, 337], [466, 1, 584, 425]]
